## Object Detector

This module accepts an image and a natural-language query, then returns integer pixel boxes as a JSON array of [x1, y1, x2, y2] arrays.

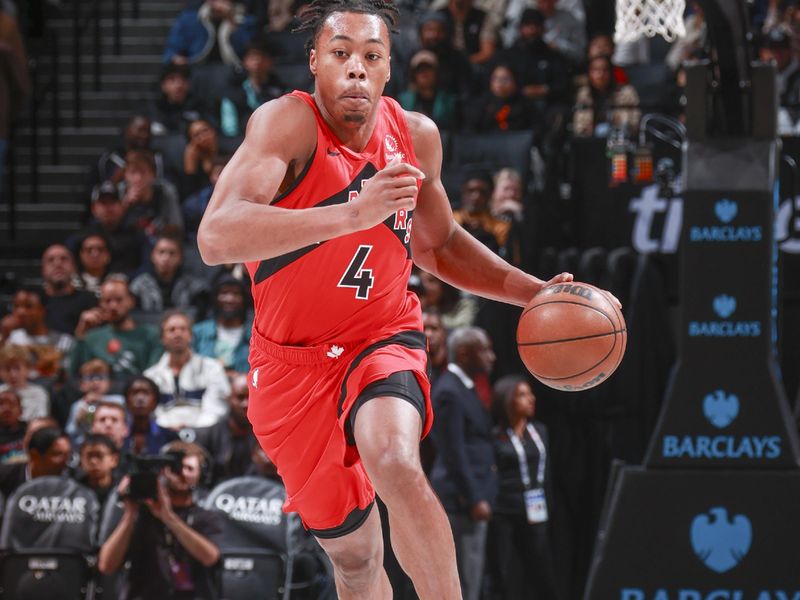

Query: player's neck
[[313, 92, 380, 153]]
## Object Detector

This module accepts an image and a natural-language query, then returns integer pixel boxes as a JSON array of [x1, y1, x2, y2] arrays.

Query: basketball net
[[614, 0, 686, 43]]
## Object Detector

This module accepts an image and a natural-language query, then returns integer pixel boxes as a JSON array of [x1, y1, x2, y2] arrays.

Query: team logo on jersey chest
[[384, 134, 405, 162]]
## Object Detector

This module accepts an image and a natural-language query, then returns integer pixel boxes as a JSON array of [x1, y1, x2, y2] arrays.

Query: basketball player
[[198, 1, 616, 597]]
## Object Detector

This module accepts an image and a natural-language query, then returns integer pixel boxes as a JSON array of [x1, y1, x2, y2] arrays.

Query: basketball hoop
[[614, 0, 686, 43]]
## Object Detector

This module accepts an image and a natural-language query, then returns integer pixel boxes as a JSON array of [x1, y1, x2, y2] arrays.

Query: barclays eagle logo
[[703, 390, 739, 429], [713, 294, 737, 319], [690, 507, 751, 573], [715, 199, 738, 223]]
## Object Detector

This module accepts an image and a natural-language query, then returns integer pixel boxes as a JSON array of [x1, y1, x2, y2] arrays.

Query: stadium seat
[[204, 476, 332, 600], [0, 477, 99, 600], [274, 64, 314, 93], [269, 31, 309, 65], [448, 130, 534, 182]]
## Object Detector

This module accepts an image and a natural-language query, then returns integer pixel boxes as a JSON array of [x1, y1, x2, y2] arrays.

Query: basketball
[[517, 282, 627, 391]]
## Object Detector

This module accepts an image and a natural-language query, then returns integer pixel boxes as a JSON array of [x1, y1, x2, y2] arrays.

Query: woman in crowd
[[573, 55, 641, 137], [489, 375, 560, 600], [75, 233, 113, 297]]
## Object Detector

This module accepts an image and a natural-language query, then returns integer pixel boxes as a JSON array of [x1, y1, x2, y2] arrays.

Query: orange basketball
[[517, 282, 627, 391]]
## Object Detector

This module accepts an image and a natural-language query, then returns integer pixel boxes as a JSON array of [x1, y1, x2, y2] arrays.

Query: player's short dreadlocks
[[294, 0, 400, 55]]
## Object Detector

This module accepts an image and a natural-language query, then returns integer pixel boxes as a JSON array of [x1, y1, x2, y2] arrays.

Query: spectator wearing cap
[[496, 9, 569, 112], [67, 181, 148, 277], [0, 426, 71, 499], [70, 276, 162, 384], [92, 115, 166, 187], [217, 37, 286, 137], [146, 63, 210, 136], [163, 0, 258, 67], [192, 275, 251, 373], [468, 63, 535, 132], [39, 245, 98, 336], [144, 310, 230, 430], [129, 230, 208, 315], [399, 50, 460, 130], [0, 285, 73, 381], [436, 0, 498, 65], [0, 388, 26, 464], [537, 0, 586, 66], [759, 27, 800, 130], [119, 150, 183, 244], [74, 232, 113, 297], [418, 11, 475, 96]]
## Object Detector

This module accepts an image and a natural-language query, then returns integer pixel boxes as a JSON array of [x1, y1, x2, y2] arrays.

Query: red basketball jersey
[[245, 91, 423, 346]]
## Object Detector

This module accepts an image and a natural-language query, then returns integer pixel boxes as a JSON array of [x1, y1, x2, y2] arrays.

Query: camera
[[124, 451, 184, 501]]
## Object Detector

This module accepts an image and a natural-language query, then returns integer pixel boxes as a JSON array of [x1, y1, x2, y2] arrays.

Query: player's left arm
[[407, 111, 571, 308]]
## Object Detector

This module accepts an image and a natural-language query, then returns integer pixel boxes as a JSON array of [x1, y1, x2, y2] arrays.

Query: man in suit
[[430, 326, 498, 600]]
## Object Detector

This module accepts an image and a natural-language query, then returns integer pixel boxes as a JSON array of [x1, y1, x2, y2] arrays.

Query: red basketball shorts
[[247, 329, 433, 537]]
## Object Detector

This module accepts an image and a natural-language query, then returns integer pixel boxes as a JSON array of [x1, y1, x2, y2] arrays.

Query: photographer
[[97, 441, 222, 600]]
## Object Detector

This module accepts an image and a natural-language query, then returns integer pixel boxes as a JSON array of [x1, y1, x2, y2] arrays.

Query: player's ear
[[309, 48, 317, 76], [386, 55, 391, 82]]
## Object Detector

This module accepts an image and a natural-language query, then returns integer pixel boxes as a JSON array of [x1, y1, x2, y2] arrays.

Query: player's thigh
[[315, 502, 385, 568]]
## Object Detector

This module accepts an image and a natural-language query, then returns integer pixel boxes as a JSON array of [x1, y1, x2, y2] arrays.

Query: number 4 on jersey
[[338, 245, 374, 300]]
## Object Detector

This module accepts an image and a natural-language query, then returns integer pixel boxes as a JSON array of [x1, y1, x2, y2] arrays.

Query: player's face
[[310, 11, 391, 127]]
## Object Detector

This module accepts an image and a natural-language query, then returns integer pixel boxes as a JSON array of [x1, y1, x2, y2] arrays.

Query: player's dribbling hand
[[350, 156, 425, 230]]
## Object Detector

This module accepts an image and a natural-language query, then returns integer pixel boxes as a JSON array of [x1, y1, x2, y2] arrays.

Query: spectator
[[120, 150, 184, 242], [147, 63, 209, 136], [40, 244, 98, 336], [437, 0, 498, 64], [759, 27, 800, 130], [0, 388, 25, 463], [91, 401, 130, 456], [573, 55, 641, 137], [92, 115, 165, 186], [491, 167, 525, 222], [0, 5, 31, 185], [130, 231, 208, 315], [192, 275, 252, 373], [182, 118, 222, 199], [218, 37, 285, 137], [65, 359, 118, 448], [419, 270, 478, 330], [192, 372, 254, 486], [497, 9, 569, 111], [98, 441, 223, 600], [68, 182, 148, 277], [163, 0, 258, 67], [430, 326, 498, 600], [183, 155, 228, 238], [453, 171, 511, 255], [74, 232, 113, 296], [423, 308, 449, 385], [418, 11, 474, 96], [488, 375, 558, 600], [1, 285, 74, 380], [0, 345, 49, 421], [77, 432, 120, 506], [125, 375, 178, 455], [538, 0, 586, 66], [246, 443, 280, 481], [587, 33, 629, 85], [399, 50, 460, 130], [71, 276, 163, 384], [22, 416, 60, 450], [0, 426, 70, 498], [145, 310, 231, 430], [468, 64, 534, 131]]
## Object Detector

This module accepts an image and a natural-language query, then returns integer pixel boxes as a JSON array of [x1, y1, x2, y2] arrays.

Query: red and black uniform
[[244, 91, 432, 536]]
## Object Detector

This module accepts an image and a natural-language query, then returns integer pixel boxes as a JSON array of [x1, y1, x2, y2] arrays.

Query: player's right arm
[[197, 96, 423, 265]]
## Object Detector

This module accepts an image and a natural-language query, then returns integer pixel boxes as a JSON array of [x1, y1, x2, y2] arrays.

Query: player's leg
[[353, 392, 462, 600], [313, 506, 393, 600]]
